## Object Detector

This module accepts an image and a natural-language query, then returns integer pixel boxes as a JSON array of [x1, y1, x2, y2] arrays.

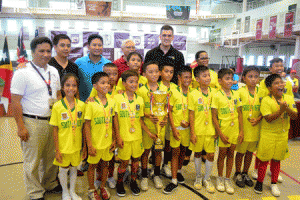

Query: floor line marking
[[0, 162, 23, 167], [287, 195, 300, 200]]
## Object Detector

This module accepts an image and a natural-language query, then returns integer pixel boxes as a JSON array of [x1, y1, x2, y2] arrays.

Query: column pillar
[[294, 36, 300, 59], [243, 0, 247, 12]]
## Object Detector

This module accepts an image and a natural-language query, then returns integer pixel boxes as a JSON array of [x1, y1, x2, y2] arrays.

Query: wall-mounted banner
[[71, 34, 80, 44], [114, 32, 130, 48], [288, 4, 297, 25], [69, 47, 84, 63], [166, 5, 190, 20], [284, 12, 294, 38], [85, 1, 112, 17], [256, 19, 263, 40], [244, 16, 250, 33], [51, 31, 67, 41], [144, 34, 159, 49], [173, 35, 186, 51], [269, 16, 277, 39], [102, 48, 114, 61]]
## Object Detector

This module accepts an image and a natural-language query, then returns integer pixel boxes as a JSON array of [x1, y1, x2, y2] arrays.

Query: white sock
[[172, 178, 178, 185], [69, 166, 81, 199], [194, 157, 202, 177], [204, 160, 213, 180], [58, 167, 70, 194]]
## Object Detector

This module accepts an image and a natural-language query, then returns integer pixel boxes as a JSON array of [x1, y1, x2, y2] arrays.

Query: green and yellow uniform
[[256, 95, 297, 161], [292, 78, 299, 87], [258, 79, 293, 98], [115, 93, 145, 160], [85, 97, 115, 164], [192, 69, 220, 90], [236, 86, 262, 154], [50, 99, 85, 167], [116, 75, 148, 93], [189, 87, 216, 153], [211, 89, 242, 147], [89, 85, 118, 99]]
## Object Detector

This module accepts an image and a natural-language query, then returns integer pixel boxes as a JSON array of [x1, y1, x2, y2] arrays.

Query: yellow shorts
[[118, 139, 144, 160], [256, 137, 288, 162], [143, 127, 166, 150], [218, 134, 238, 148], [87, 146, 114, 164], [236, 141, 257, 154], [170, 127, 190, 148], [189, 135, 215, 153], [53, 150, 81, 167]]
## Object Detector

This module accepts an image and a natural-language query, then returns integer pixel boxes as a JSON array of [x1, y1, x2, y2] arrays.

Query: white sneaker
[[94, 180, 101, 190], [163, 165, 172, 178], [216, 177, 225, 192], [203, 178, 215, 193], [252, 169, 258, 180], [271, 184, 281, 197], [194, 176, 202, 190], [88, 189, 101, 200], [224, 178, 234, 194], [107, 177, 116, 189], [62, 191, 72, 200], [141, 178, 149, 191], [153, 176, 163, 189], [150, 167, 154, 178], [268, 171, 283, 183], [69, 191, 82, 200]]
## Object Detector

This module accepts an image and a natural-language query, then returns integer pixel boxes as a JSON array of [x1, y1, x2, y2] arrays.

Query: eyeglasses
[[125, 46, 135, 49], [198, 57, 210, 60]]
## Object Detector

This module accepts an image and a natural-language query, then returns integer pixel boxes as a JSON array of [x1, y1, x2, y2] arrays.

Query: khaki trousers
[[21, 117, 58, 199]]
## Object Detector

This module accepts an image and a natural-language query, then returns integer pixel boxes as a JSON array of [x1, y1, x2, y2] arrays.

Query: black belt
[[23, 114, 50, 120]]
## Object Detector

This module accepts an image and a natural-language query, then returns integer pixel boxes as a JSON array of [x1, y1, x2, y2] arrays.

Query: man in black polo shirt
[[144, 25, 185, 84]]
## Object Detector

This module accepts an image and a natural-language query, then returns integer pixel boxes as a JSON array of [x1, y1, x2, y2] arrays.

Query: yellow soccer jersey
[[170, 87, 192, 127], [238, 86, 262, 142], [158, 81, 178, 92], [89, 86, 118, 99], [258, 78, 293, 98], [136, 84, 169, 130], [115, 93, 144, 142], [85, 98, 115, 150], [188, 87, 216, 136], [116, 75, 148, 92], [211, 89, 242, 137], [50, 99, 85, 154], [260, 94, 297, 140], [292, 78, 299, 87], [192, 69, 220, 90]]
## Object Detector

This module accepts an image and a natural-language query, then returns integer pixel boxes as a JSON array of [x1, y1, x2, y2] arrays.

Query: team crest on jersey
[[77, 111, 82, 118], [139, 83, 143, 88], [234, 99, 237, 105], [121, 102, 127, 110], [61, 113, 68, 120], [198, 97, 203, 104], [136, 104, 140, 111], [284, 88, 287, 93]]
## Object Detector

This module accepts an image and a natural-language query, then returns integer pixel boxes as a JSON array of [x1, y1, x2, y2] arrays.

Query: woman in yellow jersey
[[50, 73, 85, 200]]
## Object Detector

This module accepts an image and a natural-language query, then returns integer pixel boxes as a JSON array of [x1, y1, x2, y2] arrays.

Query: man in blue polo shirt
[[75, 34, 111, 101]]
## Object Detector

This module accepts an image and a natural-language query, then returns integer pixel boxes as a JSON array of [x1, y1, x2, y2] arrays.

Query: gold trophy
[[149, 90, 171, 151]]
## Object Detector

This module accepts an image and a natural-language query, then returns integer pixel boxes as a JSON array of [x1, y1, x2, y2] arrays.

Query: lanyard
[[64, 97, 78, 137], [108, 86, 116, 99], [221, 89, 235, 123], [124, 92, 136, 130], [94, 97, 110, 134], [180, 87, 189, 120], [30, 62, 52, 97], [246, 86, 257, 117], [198, 87, 211, 121]]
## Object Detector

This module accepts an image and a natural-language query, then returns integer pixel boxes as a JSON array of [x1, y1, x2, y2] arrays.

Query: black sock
[[235, 172, 240, 176], [154, 166, 160, 176], [163, 151, 171, 165], [142, 168, 148, 178], [117, 172, 125, 184], [271, 182, 276, 184]]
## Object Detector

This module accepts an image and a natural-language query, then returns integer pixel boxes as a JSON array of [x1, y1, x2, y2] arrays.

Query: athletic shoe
[[194, 176, 202, 190], [130, 180, 141, 196], [69, 191, 82, 200], [116, 182, 126, 197], [234, 173, 245, 188], [99, 187, 110, 200], [254, 181, 263, 194], [242, 173, 254, 187], [268, 171, 283, 183], [141, 178, 149, 191], [153, 176, 163, 189], [224, 178, 235, 194], [62, 191, 72, 200], [203, 178, 215, 193], [94, 180, 101, 190], [216, 177, 225, 192], [177, 173, 185, 184], [270, 183, 280, 197], [162, 165, 172, 178], [88, 189, 101, 200], [107, 177, 116, 189], [252, 169, 258, 180], [163, 182, 178, 194]]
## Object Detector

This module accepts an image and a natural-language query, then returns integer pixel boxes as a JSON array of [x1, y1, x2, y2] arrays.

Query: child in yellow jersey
[[50, 73, 85, 200], [188, 65, 217, 193], [234, 67, 262, 189], [163, 65, 193, 194], [211, 68, 243, 194], [158, 62, 177, 178], [137, 61, 168, 190], [85, 72, 116, 200], [254, 74, 298, 197], [116, 52, 148, 93], [115, 70, 151, 197]]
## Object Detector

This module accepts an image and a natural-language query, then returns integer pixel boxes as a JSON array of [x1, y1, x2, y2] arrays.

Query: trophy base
[[154, 144, 164, 152]]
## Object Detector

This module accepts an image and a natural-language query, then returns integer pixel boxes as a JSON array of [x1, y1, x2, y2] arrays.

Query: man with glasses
[[145, 25, 185, 84]]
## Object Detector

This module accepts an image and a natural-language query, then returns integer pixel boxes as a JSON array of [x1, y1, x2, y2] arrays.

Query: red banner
[[269, 16, 277, 39], [284, 12, 294, 37], [236, 57, 244, 74], [256, 19, 263, 40]]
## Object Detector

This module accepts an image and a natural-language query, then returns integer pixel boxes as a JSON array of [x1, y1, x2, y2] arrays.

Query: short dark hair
[[61, 73, 79, 98], [178, 65, 192, 76], [270, 58, 283, 68], [242, 66, 260, 79], [160, 25, 174, 35], [230, 67, 236, 72], [91, 72, 109, 84], [218, 68, 233, 79], [88, 34, 103, 45], [159, 62, 175, 71], [194, 65, 209, 78], [103, 63, 117, 69], [143, 61, 159, 73], [127, 52, 143, 62], [265, 74, 281, 88], [195, 50, 207, 60], [52, 34, 71, 46], [121, 70, 139, 82], [30, 37, 53, 52]]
